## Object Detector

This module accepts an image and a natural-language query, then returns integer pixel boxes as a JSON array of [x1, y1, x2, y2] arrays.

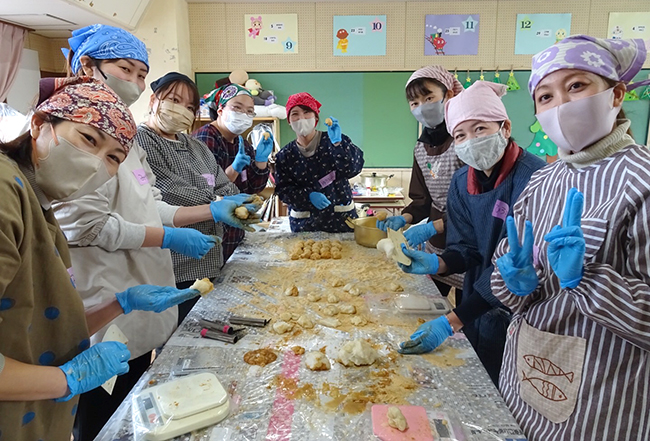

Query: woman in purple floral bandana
[[491, 35, 650, 440]]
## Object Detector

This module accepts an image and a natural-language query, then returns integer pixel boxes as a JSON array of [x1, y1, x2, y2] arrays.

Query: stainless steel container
[[359, 172, 393, 188]]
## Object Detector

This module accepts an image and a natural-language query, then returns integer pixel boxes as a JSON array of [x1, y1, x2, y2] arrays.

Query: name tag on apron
[[202, 173, 216, 186], [492, 200, 509, 221], [67, 267, 77, 288], [319, 171, 336, 188], [240, 170, 248, 182], [132, 168, 149, 185]]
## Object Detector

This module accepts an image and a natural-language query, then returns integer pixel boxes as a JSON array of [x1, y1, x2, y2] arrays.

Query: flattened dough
[[305, 351, 331, 371], [387, 406, 408, 431], [297, 315, 314, 329], [339, 304, 356, 314], [337, 339, 379, 367], [273, 321, 293, 334]]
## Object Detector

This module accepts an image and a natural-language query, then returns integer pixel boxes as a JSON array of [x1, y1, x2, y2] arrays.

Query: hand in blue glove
[[232, 137, 251, 173], [399, 316, 454, 354], [210, 199, 260, 232], [544, 188, 585, 289], [404, 221, 437, 248], [376, 215, 407, 232], [325, 116, 342, 144], [223, 193, 255, 205], [161, 226, 216, 259], [255, 132, 274, 163], [398, 244, 440, 275], [309, 191, 331, 210], [496, 216, 539, 296], [115, 284, 200, 314], [55, 341, 130, 401]]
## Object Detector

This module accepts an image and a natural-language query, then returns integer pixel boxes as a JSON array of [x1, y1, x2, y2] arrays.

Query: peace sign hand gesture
[[544, 188, 585, 289], [232, 136, 251, 173], [496, 216, 539, 296]]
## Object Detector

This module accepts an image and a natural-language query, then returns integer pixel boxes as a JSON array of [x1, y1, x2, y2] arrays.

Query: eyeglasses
[[227, 104, 256, 118]]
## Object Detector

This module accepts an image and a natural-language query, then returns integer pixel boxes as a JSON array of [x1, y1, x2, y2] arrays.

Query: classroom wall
[[23, 34, 68, 74]]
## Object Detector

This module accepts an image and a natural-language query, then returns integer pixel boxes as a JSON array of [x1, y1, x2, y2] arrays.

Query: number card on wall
[[608, 12, 650, 40], [333, 15, 387, 56], [424, 14, 480, 56], [244, 14, 298, 54], [514, 13, 571, 55]]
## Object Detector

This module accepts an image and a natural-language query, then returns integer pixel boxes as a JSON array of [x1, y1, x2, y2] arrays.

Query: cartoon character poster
[[244, 14, 298, 54], [424, 14, 480, 56], [607, 12, 650, 40], [514, 13, 572, 55], [333, 15, 387, 56]]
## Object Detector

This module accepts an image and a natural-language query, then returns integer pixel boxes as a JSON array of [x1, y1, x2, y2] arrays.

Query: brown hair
[[406, 78, 448, 102], [0, 112, 63, 170], [604, 78, 633, 137], [154, 79, 200, 116]]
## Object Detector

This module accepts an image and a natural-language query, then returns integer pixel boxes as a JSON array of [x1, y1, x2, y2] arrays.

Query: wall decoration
[[332, 15, 387, 56], [527, 119, 558, 163], [608, 12, 650, 40], [245, 14, 298, 54], [514, 13, 572, 55], [424, 14, 480, 56]]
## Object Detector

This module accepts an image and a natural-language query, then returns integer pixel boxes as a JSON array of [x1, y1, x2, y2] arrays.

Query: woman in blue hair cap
[[54, 26, 256, 439]]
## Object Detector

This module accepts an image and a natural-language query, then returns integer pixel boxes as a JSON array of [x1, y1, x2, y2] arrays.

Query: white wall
[[6, 48, 40, 115]]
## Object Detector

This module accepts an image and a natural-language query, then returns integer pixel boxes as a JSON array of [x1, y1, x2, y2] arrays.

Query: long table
[[97, 232, 526, 441]]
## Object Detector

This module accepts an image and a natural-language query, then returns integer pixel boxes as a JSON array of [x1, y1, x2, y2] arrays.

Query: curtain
[[0, 22, 27, 102]]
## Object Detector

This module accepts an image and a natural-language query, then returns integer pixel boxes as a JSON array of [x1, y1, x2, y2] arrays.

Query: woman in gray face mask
[[376, 66, 465, 298], [396, 81, 545, 387]]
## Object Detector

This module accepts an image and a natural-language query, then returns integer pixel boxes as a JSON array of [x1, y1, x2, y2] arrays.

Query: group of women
[[0, 20, 647, 441]]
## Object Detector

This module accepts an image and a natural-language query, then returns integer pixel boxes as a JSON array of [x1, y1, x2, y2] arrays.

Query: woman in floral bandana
[[491, 35, 650, 440], [0, 77, 201, 441]]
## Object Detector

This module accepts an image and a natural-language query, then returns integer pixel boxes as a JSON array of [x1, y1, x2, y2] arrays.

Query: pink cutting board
[[372, 405, 434, 441]]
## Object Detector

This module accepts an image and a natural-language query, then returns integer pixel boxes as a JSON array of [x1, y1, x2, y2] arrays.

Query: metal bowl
[[352, 217, 387, 248]]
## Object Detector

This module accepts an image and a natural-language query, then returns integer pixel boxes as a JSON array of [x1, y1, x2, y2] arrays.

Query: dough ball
[[375, 212, 388, 222], [331, 243, 342, 251], [339, 304, 356, 314], [312, 242, 322, 249], [190, 278, 214, 296], [321, 251, 332, 259], [310, 253, 321, 261], [349, 287, 362, 296], [301, 250, 312, 259], [327, 293, 340, 303], [351, 316, 368, 326], [343, 283, 354, 292], [387, 406, 408, 432], [332, 251, 342, 260], [305, 351, 331, 371], [291, 313, 301, 321], [332, 240, 342, 247], [297, 315, 314, 329], [307, 292, 322, 302], [290, 252, 301, 260], [305, 240, 315, 246], [322, 240, 331, 246], [278, 312, 292, 322], [331, 279, 345, 288], [336, 339, 379, 367], [273, 321, 293, 334], [234, 206, 250, 220], [284, 285, 299, 296], [389, 282, 404, 292], [321, 305, 339, 316], [296, 240, 305, 247], [291, 346, 306, 355], [319, 317, 341, 328]]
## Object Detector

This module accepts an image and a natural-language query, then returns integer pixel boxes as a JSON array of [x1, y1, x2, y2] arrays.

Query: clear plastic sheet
[[97, 232, 526, 441]]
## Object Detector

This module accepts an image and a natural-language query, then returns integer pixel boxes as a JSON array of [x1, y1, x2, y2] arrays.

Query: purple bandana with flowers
[[528, 35, 648, 96]]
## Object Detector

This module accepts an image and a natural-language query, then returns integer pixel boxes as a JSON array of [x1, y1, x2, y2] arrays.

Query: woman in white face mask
[[274, 92, 365, 232], [0, 77, 204, 441], [491, 36, 650, 441], [397, 81, 545, 387], [377, 65, 465, 298]]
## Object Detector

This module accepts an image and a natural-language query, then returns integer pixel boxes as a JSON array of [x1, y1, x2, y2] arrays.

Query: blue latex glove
[[325, 116, 342, 144], [232, 136, 251, 173], [162, 226, 216, 259], [376, 215, 407, 232], [223, 193, 255, 205], [496, 216, 539, 296], [55, 341, 130, 401], [399, 316, 454, 354], [544, 188, 585, 289], [255, 132, 274, 162], [309, 191, 331, 210], [404, 221, 437, 248], [398, 244, 440, 275], [115, 284, 200, 314], [210, 199, 260, 232]]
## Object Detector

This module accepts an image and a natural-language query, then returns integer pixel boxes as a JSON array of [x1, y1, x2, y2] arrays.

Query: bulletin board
[[188, 3, 229, 72]]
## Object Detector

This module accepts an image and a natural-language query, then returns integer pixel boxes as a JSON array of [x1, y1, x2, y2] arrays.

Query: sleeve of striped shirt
[[568, 198, 650, 350]]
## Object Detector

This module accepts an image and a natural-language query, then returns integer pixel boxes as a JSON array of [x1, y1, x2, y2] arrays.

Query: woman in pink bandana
[[491, 35, 650, 440]]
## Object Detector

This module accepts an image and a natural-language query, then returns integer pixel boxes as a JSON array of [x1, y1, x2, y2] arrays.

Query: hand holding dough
[[387, 406, 408, 432], [234, 206, 250, 220], [190, 278, 214, 296]]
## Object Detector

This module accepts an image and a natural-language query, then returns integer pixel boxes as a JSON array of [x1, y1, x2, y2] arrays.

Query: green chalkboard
[[195, 71, 650, 167]]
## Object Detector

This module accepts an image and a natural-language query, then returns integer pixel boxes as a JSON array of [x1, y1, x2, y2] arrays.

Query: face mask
[[536, 87, 620, 155], [35, 134, 112, 202], [455, 129, 508, 171], [411, 100, 445, 129], [222, 108, 253, 135], [97, 68, 144, 107], [290, 117, 316, 137], [154, 100, 195, 134]]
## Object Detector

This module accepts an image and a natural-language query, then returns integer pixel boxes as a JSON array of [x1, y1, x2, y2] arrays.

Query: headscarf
[[286, 92, 322, 115], [151, 72, 195, 93], [529, 35, 649, 96], [204, 83, 252, 112], [444, 81, 509, 135], [406, 65, 464, 96], [63, 24, 149, 75], [36, 77, 136, 154]]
